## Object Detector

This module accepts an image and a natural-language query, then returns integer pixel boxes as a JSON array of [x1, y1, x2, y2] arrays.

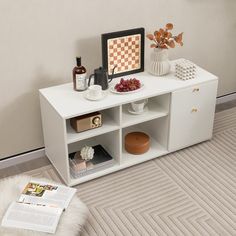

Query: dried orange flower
[[147, 23, 183, 49]]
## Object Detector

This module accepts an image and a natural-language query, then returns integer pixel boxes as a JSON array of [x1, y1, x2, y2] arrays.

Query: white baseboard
[[0, 148, 46, 170], [217, 93, 236, 104]]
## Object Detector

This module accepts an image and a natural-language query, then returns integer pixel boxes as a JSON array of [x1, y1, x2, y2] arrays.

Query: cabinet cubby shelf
[[39, 61, 218, 186], [122, 103, 168, 128], [70, 164, 121, 185], [122, 138, 167, 165], [69, 141, 168, 185], [66, 114, 119, 144]]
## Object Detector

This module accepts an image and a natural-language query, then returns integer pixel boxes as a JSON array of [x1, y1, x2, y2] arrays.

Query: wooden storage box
[[125, 132, 150, 155]]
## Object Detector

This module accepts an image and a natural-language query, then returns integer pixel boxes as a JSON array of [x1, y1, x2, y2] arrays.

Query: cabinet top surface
[[39, 60, 218, 119]]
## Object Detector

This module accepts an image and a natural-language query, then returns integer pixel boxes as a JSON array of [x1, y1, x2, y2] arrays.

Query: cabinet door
[[169, 80, 218, 151]]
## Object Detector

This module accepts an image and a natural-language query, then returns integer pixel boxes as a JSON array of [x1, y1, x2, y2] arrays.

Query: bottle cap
[[76, 57, 81, 66]]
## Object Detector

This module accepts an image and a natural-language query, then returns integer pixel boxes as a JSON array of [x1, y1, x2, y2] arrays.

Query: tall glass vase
[[149, 48, 171, 76]]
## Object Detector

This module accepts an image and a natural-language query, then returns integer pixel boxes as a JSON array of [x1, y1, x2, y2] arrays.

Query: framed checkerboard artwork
[[101, 28, 145, 78]]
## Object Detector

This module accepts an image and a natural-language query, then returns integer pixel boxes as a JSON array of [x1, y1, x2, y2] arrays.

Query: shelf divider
[[66, 113, 120, 144], [122, 102, 168, 128], [122, 136, 168, 165]]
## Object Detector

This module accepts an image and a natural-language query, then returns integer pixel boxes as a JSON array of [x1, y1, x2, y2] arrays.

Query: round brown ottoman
[[125, 132, 150, 155]]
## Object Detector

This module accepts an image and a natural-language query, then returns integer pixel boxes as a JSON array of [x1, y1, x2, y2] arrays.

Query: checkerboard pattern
[[107, 34, 141, 75]]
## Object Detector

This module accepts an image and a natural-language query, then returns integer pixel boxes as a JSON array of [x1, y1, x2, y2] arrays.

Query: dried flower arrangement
[[146, 23, 183, 49]]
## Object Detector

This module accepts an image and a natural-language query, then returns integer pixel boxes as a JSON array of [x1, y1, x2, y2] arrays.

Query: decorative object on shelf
[[80, 146, 94, 161], [70, 112, 102, 133], [110, 78, 144, 94], [84, 90, 108, 101], [69, 145, 115, 178], [175, 59, 196, 80], [125, 132, 150, 155], [128, 106, 148, 115], [88, 85, 102, 98], [110, 84, 144, 95], [147, 23, 183, 76], [69, 152, 87, 172], [85, 85, 108, 101], [114, 78, 141, 92], [88, 66, 117, 90], [130, 99, 148, 114], [102, 28, 145, 78], [72, 57, 87, 91], [149, 48, 170, 76]]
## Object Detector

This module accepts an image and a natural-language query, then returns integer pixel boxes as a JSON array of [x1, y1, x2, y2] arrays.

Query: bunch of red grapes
[[115, 78, 141, 92]]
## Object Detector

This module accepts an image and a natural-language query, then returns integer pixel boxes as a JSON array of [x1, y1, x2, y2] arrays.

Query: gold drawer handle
[[191, 108, 198, 113], [193, 88, 200, 92]]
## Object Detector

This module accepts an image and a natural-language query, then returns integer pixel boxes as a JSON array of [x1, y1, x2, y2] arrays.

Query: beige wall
[[0, 0, 236, 159]]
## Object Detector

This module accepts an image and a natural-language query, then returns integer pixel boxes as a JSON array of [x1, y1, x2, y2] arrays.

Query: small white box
[[175, 59, 196, 80]]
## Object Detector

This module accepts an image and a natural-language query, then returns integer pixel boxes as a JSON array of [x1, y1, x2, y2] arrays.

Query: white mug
[[88, 85, 102, 99], [131, 99, 148, 113]]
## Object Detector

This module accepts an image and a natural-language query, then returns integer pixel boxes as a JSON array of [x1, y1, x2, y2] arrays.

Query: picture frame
[[101, 28, 145, 78]]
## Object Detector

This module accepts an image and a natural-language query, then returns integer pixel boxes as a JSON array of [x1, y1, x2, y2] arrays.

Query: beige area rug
[[23, 108, 236, 236]]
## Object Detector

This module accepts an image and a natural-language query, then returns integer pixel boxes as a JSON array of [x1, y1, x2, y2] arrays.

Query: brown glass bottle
[[73, 57, 87, 91]]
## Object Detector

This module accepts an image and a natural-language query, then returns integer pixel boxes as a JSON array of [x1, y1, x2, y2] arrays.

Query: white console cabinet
[[39, 60, 218, 186]]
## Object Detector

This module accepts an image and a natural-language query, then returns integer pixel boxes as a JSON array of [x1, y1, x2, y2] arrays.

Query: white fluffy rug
[[0, 175, 88, 236]]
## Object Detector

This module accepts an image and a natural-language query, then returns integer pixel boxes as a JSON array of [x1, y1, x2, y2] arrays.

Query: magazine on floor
[[1, 180, 76, 234]]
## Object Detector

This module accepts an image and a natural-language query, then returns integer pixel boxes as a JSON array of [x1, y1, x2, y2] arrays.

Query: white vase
[[149, 48, 171, 76]]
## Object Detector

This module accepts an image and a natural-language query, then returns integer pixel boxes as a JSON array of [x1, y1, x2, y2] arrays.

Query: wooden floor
[[0, 99, 236, 179]]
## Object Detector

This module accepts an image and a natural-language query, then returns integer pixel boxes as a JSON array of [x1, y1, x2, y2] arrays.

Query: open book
[[1, 180, 76, 234]]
